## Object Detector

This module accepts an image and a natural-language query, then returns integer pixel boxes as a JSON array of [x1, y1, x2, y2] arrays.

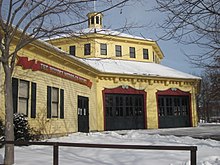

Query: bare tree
[[155, 0, 220, 69], [0, 0, 131, 164], [198, 63, 220, 122], [198, 72, 212, 122]]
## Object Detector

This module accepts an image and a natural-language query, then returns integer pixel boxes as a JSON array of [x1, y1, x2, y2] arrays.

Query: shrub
[[0, 113, 42, 146], [14, 113, 42, 141], [0, 119, 4, 148], [14, 113, 33, 141]]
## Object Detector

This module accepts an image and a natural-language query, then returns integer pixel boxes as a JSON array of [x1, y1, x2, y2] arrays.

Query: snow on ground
[[0, 130, 220, 165]]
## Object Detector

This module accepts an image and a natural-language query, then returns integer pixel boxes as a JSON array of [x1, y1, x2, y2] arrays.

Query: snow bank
[[0, 130, 219, 165]]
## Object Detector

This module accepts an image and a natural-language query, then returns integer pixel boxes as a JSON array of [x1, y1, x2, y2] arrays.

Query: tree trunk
[[3, 63, 14, 165], [205, 103, 210, 123]]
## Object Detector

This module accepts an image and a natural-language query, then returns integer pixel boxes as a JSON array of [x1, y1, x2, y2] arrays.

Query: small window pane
[[52, 88, 59, 102], [107, 107, 113, 117], [19, 99, 28, 115], [52, 103, 58, 117], [83, 108, 87, 115], [19, 80, 29, 98], [78, 108, 82, 115]]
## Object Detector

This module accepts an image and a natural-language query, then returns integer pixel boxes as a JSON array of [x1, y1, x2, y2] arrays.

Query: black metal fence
[[3, 141, 197, 165]]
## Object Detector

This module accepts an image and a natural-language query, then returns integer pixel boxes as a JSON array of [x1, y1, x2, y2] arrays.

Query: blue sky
[[3, 0, 202, 75], [94, 0, 202, 75]]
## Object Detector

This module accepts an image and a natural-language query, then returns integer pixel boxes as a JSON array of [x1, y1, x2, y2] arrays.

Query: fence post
[[53, 142, 59, 165], [190, 147, 197, 165]]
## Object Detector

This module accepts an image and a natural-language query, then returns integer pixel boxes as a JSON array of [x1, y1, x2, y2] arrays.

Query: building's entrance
[[158, 96, 190, 128], [78, 96, 89, 133], [105, 94, 145, 131]]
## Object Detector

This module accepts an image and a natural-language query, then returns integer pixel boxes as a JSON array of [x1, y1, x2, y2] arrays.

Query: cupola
[[87, 12, 103, 29]]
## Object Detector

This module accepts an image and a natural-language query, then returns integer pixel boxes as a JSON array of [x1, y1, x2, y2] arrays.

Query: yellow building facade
[[0, 12, 200, 136]]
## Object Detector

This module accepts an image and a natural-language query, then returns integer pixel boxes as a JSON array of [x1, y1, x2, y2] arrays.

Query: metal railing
[[3, 141, 197, 165]]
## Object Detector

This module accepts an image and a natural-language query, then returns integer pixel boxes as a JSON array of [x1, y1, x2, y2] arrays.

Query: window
[[96, 16, 99, 24], [158, 96, 189, 117], [47, 86, 64, 119], [153, 51, 155, 62], [91, 16, 94, 24], [84, 43, 91, 55], [18, 80, 29, 116], [105, 94, 143, 117], [130, 47, 135, 58], [69, 45, 76, 56], [12, 78, 37, 118], [143, 49, 149, 59], [100, 43, 107, 55], [51, 87, 59, 118], [115, 45, 122, 57], [100, 17, 102, 25]]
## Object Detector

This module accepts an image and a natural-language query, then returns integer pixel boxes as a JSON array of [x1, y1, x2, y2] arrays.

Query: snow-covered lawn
[[0, 130, 220, 165]]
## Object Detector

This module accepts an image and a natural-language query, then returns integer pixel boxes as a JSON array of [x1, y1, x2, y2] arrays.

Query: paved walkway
[[145, 124, 220, 141]]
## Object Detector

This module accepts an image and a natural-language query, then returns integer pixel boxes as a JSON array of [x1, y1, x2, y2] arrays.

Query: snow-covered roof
[[76, 58, 200, 80], [78, 28, 153, 41], [46, 28, 153, 41], [34, 38, 198, 80]]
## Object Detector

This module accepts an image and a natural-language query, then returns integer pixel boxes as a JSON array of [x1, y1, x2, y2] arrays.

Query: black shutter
[[60, 89, 64, 119], [47, 86, 51, 118], [31, 82, 37, 118], [12, 78, 18, 114]]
